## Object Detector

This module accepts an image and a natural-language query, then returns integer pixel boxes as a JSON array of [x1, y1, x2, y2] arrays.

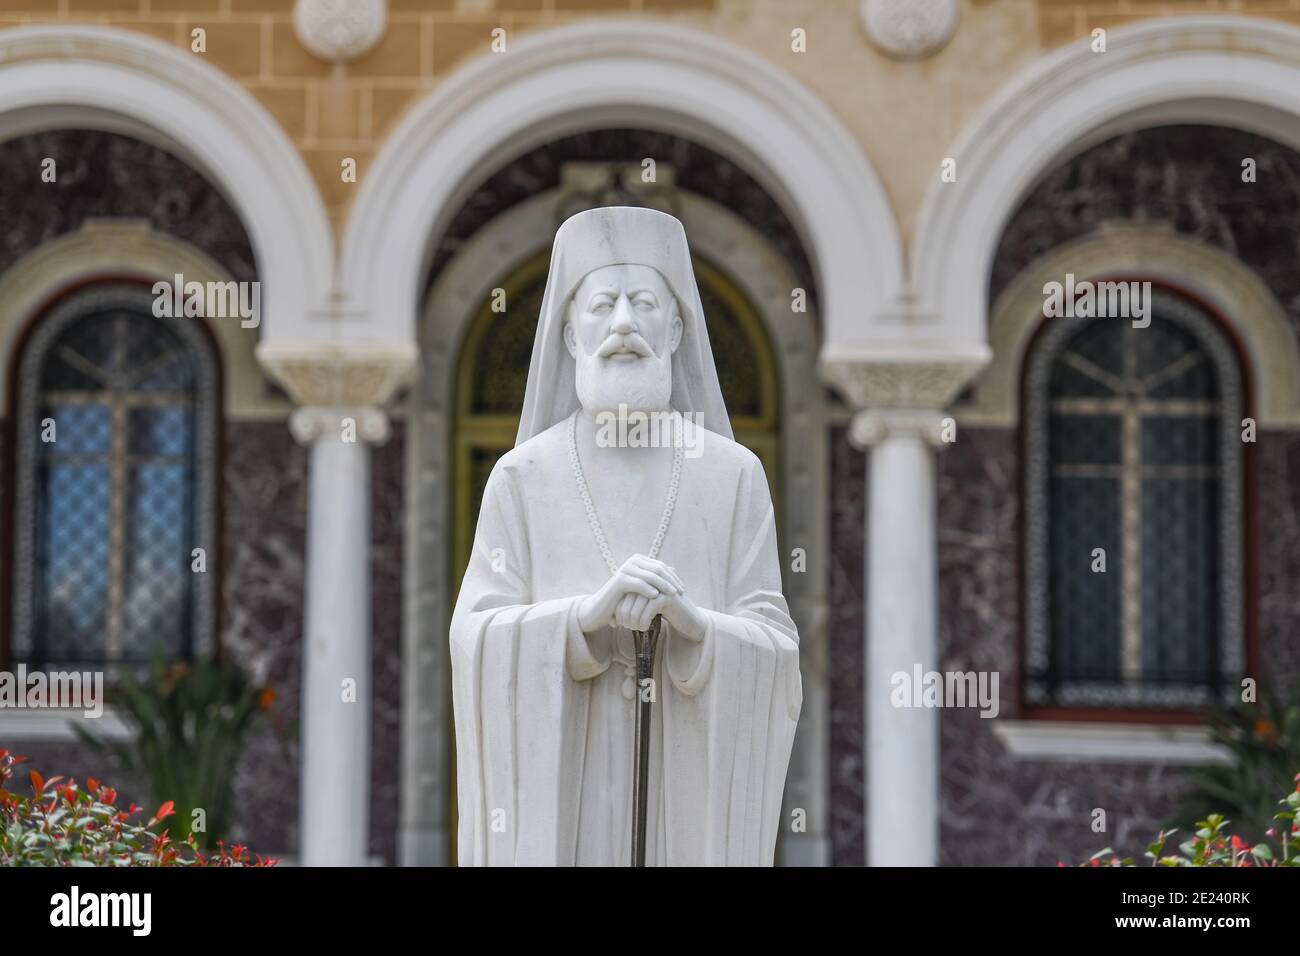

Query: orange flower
[[258, 687, 276, 711], [1253, 719, 1278, 743]]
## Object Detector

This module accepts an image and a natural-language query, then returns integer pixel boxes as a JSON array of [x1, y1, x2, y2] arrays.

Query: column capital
[[818, 346, 989, 411], [289, 405, 390, 446], [849, 408, 949, 449], [256, 342, 417, 408]]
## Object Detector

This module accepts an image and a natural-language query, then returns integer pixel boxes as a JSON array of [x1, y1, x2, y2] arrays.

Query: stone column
[[851, 409, 946, 867], [289, 405, 390, 866], [259, 344, 415, 867], [821, 350, 986, 868]]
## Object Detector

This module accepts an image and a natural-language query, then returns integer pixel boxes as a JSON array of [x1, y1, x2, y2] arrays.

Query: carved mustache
[[596, 333, 654, 358]]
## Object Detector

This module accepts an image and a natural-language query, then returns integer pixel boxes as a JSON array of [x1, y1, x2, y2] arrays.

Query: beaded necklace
[[566, 408, 683, 576]]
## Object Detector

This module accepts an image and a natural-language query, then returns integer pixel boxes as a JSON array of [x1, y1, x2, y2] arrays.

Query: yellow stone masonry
[[1037, 0, 1300, 49], [0, 0, 1295, 236]]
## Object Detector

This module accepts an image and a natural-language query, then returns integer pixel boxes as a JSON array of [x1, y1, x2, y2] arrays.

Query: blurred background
[[0, 0, 1298, 866]]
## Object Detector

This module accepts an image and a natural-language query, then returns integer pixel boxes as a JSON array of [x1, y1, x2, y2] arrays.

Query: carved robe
[[450, 421, 801, 865]]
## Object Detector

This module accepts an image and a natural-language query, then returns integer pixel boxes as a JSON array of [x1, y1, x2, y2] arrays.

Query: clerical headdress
[[515, 205, 733, 445]]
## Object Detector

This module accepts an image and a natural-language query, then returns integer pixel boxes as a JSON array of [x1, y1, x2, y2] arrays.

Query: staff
[[630, 615, 662, 867]]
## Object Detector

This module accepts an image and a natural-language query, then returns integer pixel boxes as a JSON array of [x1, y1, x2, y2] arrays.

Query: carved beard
[[574, 343, 673, 416]]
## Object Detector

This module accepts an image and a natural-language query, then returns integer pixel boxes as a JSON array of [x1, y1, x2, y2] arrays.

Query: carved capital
[[849, 408, 949, 450], [819, 347, 988, 411], [256, 343, 417, 408], [289, 405, 390, 446]]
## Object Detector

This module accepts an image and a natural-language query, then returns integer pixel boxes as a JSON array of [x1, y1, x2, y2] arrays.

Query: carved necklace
[[567, 408, 683, 576]]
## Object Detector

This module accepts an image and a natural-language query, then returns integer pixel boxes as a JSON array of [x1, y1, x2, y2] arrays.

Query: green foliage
[[1076, 779, 1300, 867], [0, 751, 275, 867], [1176, 688, 1300, 844], [72, 651, 273, 849]]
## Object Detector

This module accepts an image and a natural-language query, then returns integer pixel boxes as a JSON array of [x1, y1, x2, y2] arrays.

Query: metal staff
[[630, 614, 663, 867]]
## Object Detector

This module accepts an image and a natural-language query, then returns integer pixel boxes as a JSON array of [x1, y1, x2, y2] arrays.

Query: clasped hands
[[577, 554, 706, 640]]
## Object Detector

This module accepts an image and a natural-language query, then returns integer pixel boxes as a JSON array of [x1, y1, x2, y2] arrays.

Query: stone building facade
[[1, 0, 1298, 866]]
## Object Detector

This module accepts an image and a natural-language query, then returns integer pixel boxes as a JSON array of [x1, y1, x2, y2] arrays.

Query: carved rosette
[[293, 0, 387, 63], [860, 0, 959, 60]]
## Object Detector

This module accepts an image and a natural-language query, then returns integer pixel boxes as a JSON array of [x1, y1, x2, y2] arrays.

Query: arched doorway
[[350, 22, 897, 868], [401, 139, 826, 865]]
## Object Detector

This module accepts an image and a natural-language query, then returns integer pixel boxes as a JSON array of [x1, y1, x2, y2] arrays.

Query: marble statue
[[450, 205, 802, 866]]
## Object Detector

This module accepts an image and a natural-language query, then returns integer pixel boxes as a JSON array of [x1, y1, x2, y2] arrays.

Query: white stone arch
[[401, 186, 830, 866], [0, 220, 289, 420], [912, 16, 1300, 352], [962, 223, 1300, 427], [340, 19, 903, 356], [0, 24, 332, 350]]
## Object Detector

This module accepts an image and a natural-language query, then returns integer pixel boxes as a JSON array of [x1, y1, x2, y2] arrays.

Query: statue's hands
[[577, 554, 685, 634], [614, 584, 707, 641]]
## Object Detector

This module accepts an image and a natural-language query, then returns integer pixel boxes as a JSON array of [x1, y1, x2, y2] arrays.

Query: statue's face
[[565, 263, 682, 415]]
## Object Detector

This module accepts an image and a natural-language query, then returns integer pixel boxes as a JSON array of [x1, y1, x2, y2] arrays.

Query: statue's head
[[514, 206, 733, 447], [563, 262, 683, 416]]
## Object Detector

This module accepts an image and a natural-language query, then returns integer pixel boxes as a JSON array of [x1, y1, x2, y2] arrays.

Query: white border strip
[[993, 719, 1230, 765]]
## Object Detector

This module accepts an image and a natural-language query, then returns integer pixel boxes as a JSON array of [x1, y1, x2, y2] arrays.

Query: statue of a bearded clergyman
[[450, 206, 802, 866]]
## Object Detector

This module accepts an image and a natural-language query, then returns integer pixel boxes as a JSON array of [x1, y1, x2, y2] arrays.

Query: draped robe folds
[[450, 420, 802, 866]]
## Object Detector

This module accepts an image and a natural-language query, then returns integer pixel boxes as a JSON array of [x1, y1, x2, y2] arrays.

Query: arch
[[0, 220, 289, 420], [341, 19, 902, 355], [0, 25, 332, 347], [913, 16, 1300, 352], [963, 223, 1300, 426], [401, 186, 828, 866]]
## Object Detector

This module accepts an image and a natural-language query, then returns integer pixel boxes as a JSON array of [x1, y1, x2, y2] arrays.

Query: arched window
[[1023, 289, 1245, 710], [9, 284, 219, 672], [452, 250, 780, 588]]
